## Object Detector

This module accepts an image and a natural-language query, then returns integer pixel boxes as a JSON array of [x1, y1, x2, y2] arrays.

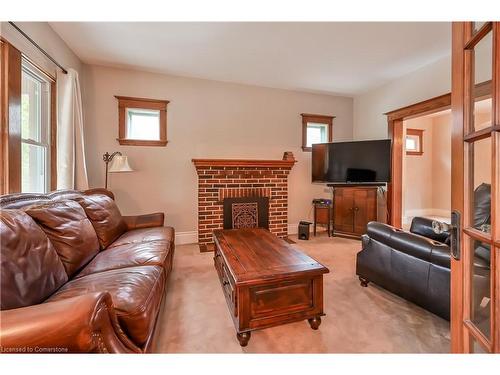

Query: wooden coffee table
[[213, 228, 330, 347]]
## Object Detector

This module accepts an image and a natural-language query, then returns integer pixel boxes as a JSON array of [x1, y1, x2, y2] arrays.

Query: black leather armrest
[[367, 222, 451, 268], [410, 217, 450, 244]]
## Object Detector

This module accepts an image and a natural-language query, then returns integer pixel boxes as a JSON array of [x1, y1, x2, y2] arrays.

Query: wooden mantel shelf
[[192, 153, 297, 169], [192, 158, 296, 168]]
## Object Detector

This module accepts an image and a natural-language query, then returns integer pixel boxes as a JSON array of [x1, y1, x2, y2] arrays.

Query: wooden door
[[451, 22, 499, 353], [353, 188, 378, 235], [334, 188, 354, 233]]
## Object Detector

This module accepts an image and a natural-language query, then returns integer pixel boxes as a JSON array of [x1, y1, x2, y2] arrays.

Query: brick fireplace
[[192, 153, 296, 252]]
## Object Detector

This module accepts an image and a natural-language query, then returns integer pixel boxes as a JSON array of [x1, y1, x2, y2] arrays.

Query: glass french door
[[451, 22, 499, 353]]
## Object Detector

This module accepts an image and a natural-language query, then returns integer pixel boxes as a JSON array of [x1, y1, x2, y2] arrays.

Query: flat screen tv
[[312, 139, 391, 184]]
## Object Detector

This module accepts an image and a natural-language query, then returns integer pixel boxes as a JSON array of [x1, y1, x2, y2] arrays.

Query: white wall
[[82, 65, 353, 240], [353, 55, 451, 140], [0, 22, 83, 76]]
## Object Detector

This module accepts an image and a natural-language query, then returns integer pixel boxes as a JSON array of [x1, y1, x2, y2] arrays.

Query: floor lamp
[[103, 151, 133, 189]]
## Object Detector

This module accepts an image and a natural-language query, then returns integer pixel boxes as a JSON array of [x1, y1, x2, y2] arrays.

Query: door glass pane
[[472, 338, 488, 353], [21, 71, 42, 142], [21, 143, 47, 193], [470, 137, 491, 233], [473, 22, 486, 34], [469, 237, 491, 339], [472, 31, 492, 132]]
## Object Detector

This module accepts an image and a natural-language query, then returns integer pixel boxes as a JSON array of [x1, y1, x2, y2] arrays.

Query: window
[[21, 60, 52, 193], [301, 113, 334, 151], [115, 96, 169, 146], [405, 128, 424, 155]]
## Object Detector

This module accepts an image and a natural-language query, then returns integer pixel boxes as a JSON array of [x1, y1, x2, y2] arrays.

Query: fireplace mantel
[[192, 158, 296, 169]]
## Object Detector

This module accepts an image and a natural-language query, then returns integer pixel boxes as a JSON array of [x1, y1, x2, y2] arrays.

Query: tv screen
[[312, 139, 391, 183]]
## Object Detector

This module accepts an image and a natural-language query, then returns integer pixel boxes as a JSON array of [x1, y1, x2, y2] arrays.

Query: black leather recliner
[[356, 183, 491, 321]]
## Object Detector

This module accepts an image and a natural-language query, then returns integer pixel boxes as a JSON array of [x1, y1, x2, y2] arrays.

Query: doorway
[[402, 109, 452, 229]]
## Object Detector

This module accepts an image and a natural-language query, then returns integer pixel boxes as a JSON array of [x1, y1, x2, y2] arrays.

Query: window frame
[[115, 96, 169, 146], [1, 39, 57, 194], [21, 59, 54, 193], [405, 128, 424, 156], [300, 113, 334, 152]]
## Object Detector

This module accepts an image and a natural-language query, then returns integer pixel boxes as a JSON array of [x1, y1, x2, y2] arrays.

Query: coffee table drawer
[[214, 251, 237, 316], [249, 279, 313, 319]]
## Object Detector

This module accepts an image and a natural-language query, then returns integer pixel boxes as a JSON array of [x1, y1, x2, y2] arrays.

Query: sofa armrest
[[0, 292, 140, 353], [410, 216, 450, 244], [122, 212, 164, 231], [367, 222, 451, 268]]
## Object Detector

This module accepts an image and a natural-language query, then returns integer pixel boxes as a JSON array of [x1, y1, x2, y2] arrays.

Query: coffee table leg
[[308, 316, 322, 330], [237, 331, 251, 347]]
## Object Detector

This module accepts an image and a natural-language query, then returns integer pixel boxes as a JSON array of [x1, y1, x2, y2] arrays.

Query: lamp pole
[[103, 151, 122, 189]]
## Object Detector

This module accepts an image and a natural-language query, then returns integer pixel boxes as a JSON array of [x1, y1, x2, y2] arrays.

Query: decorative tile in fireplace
[[223, 197, 269, 230]]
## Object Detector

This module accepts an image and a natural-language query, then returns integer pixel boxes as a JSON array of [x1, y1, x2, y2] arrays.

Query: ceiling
[[49, 22, 451, 96]]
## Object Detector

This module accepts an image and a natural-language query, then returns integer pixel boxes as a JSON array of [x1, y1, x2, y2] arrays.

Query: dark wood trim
[[388, 119, 403, 228], [192, 158, 297, 169], [464, 126, 495, 142], [300, 113, 334, 152], [115, 96, 169, 147], [116, 139, 168, 147], [114, 95, 170, 105], [385, 93, 451, 121], [0, 41, 22, 193], [405, 128, 424, 156], [463, 227, 491, 243], [450, 21, 466, 353], [464, 22, 493, 50], [50, 81, 57, 190], [1, 40, 8, 195]]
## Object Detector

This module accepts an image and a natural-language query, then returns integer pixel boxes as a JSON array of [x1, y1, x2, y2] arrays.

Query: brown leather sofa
[[0, 189, 175, 353]]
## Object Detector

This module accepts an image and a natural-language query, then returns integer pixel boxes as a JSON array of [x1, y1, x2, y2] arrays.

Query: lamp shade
[[108, 155, 133, 173]]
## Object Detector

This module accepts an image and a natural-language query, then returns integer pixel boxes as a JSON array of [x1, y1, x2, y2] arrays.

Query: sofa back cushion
[[26, 200, 100, 276], [0, 209, 68, 310], [76, 194, 127, 249], [474, 183, 491, 229]]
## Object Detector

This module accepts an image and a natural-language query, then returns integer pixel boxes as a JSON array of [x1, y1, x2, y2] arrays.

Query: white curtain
[[56, 68, 89, 190]]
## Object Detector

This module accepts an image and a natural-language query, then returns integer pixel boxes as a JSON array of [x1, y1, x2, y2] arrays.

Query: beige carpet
[[152, 233, 450, 353]]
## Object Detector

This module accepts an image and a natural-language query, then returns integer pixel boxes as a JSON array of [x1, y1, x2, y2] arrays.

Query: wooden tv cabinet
[[332, 186, 379, 238], [213, 228, 329, 347]]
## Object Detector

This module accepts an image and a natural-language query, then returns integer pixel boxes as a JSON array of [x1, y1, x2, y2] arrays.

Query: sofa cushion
[[0, 210, 68, 310], [76, 194, 127, 249], [474, 183, 491, 229], [25, 200, 100, 276], [48, 265, 164, 347], [76, 240, 172, 278], [109, 226, 175, 248]]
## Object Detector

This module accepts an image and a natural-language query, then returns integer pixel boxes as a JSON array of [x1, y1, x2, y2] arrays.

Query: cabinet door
[[353, 189, 377, 235], [334, 189, 354, 233]]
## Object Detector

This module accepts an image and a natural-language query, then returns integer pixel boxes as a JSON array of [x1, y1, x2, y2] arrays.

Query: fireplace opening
[[223, 197, 269, 230]]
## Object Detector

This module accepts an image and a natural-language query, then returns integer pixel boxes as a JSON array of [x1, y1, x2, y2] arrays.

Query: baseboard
[[175, 231, 198, 245], [176, 225, 316, 244]]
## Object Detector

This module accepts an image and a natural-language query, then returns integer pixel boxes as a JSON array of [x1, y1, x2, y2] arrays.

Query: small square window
[[301, 113, 334, 151], [116, 96, 169, 146], [126, 108, 160, 140], [306, 123, 328, 147], [405, 128, 423, 155]]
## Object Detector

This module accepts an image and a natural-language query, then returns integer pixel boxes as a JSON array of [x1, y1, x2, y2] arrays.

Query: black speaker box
[[298, 221, 311, 240]]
